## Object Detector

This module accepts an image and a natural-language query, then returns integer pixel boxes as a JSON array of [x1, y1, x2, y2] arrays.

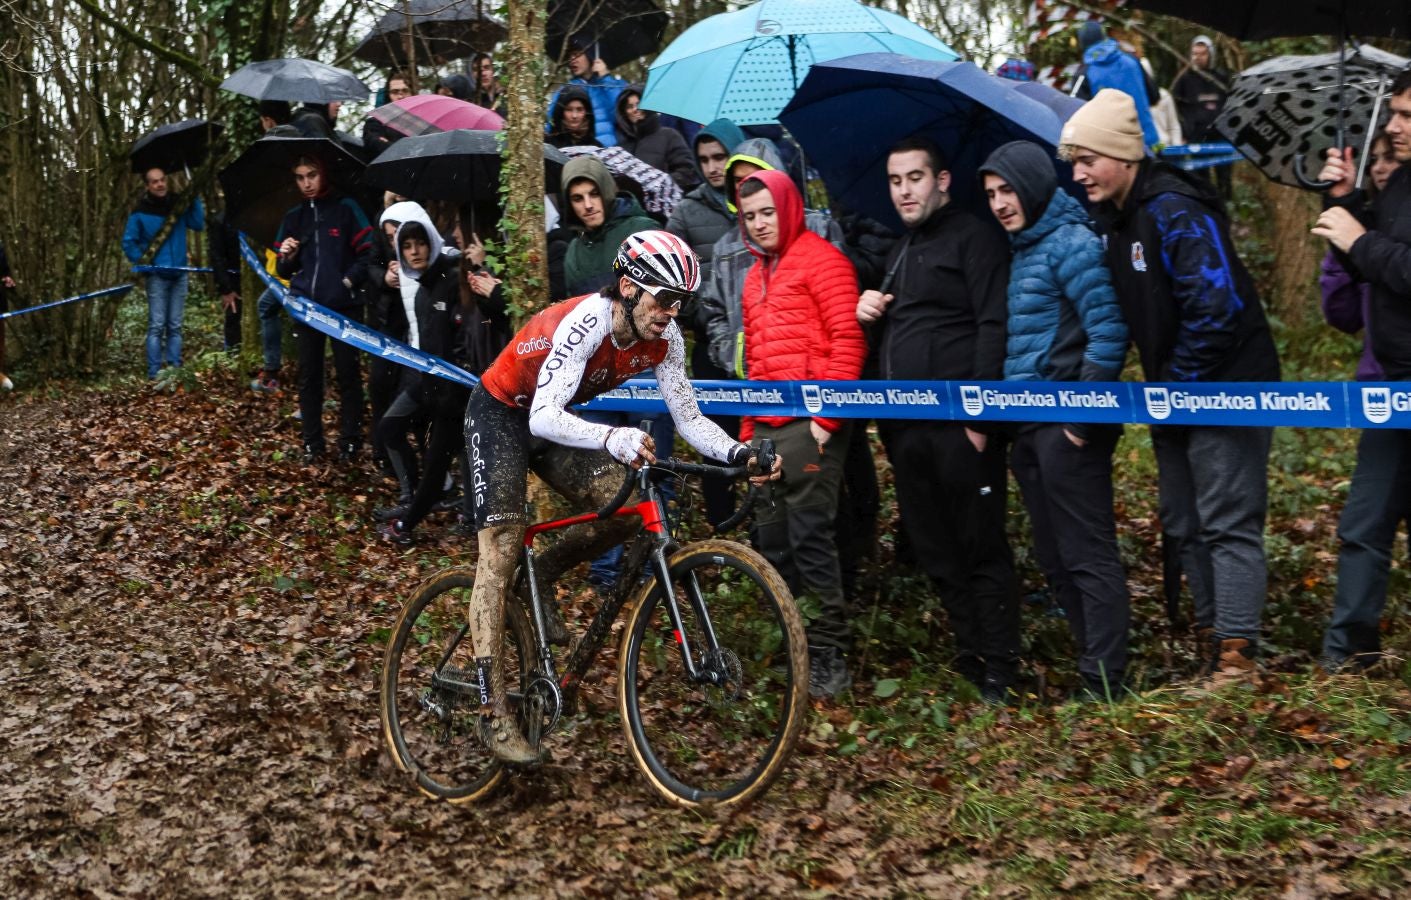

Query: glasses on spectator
[[630, 279, 689, 311]]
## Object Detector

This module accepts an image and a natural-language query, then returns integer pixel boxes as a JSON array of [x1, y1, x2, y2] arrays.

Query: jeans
[[145, 273, 187, 378], [1010, 424, 1129, 688], [1153, 425, 1272, 642], [1323, 428, 1411, 667], [257, 287, 284, 373]]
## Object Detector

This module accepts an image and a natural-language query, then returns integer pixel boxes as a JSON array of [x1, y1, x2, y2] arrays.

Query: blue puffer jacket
[[1004, 188, 1128, 385], [122, 194, 205, 268]]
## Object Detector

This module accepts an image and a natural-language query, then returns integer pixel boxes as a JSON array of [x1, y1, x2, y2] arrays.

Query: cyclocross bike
[[379, 437, 809, 808]]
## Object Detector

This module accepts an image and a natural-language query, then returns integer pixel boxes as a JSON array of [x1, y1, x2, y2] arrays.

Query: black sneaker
[[374, 503, 410, 523], [377, 520, 414, 546], [338, 441, 360, 463], [302, 444, 325, 464], [433, 489, 463, 513], [980, 678, 1018, 707], [447, 515, 476, 538], [807, 646, 852, 700]]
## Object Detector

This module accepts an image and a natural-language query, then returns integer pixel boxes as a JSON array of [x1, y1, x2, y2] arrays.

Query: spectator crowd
[[100, 31, 1408, 705]]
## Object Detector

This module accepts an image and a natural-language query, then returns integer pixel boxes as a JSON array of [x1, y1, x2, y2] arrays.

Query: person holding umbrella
[[1312, 68, 1411, 675], [1062, 90, 1280, 684], [122, 168, 205, 380], [274, 154, 375, 463], [547, 36, 628, 147]]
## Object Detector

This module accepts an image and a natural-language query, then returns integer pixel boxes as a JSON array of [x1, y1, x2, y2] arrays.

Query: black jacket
[[274, 194, 374, 310], [1337, 166, 1411, 379], [207, 213, 242, 295], [1093, 161, 1279, 383], [874, 202, 1009, 383], [615, 89, 697, 190], [364, 227, 407, 338], [1171, 66, 1230, 142]]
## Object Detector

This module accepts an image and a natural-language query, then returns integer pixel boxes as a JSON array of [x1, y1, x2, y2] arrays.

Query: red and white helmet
[[613, 230, 701, 294]]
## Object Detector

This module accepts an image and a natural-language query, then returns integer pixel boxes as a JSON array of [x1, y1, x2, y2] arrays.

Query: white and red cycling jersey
[[479, 293, 740, 462]]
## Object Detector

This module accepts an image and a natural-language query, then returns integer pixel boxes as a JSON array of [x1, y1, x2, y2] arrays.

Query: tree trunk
[[501, 0, 550, 321]]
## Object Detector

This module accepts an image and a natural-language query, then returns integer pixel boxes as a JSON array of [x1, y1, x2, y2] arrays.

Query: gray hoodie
[[380, 201, 445, 351]]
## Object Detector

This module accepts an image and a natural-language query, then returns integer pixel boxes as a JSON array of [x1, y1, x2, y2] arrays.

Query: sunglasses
[[631, 279, 689, 311]]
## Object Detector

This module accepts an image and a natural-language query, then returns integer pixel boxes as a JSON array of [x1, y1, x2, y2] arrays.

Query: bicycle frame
[[516, 465, 729, 705]]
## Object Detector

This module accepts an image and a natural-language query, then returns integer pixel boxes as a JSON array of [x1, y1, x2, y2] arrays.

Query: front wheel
[[618, 539, 808, 807], [380, 567, 534, 803]]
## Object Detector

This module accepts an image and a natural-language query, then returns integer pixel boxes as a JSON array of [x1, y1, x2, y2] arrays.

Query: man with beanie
[[737, 169, 867, 700], [979, 141, 1131, 699], [1073, 22, 1160, 151], [1062, 89, 1280, 682], [856, 136, 1018, 704], [1311, 68, 1411, 673]]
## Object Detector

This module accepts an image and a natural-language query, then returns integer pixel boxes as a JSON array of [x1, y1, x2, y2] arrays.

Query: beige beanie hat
[[1058, 89, 1147, 162]]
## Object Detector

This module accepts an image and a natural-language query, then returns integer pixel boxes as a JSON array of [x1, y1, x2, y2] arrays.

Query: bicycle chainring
[[522, 676, 563, 745]]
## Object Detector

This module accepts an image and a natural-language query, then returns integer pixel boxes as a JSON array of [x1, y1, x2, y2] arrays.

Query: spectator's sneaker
[[433, 489, 463, 513], [377, 519, 414, 546], [807, 646, 852, 700], [302, 444, 324, 465], [447, 515, 476, 538], [338, 441, 360, 463], [250, 371, 280, 393], [374, 504, 410, 523], [0, 373, 13, 391], [980, 677, 1018, 707]]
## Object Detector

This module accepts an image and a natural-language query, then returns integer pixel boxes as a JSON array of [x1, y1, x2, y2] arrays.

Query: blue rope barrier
[[0, 284, 135, 321], [131, 265, 214, 274]]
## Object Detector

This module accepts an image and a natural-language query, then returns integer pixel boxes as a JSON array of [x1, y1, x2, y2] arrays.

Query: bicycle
[[379, 436, 809, 808]]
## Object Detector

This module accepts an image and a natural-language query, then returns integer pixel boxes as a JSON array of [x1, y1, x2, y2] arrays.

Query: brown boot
[[1205, 638, 1259, 687]]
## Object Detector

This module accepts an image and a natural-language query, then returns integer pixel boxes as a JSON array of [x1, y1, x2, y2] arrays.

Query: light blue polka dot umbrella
[[640, 0, 957, 126]]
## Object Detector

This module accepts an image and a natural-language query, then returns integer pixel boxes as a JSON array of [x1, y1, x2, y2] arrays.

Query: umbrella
[[1215, 45, 1410, 190], [779, 53, 1078, 232], [220, 58, 370, 104], [218, 136, 366, 246], [640, 0, 958, 126], [368, 95, 504, 138], [364, 129, 569, 203], [1011, 81, 1087, 125], [1128, 1, 1411, 186], [354, 0, 508, 69], [129, 119, 224, 174], [558, 145, 681, 218], [547, 0, 668, 71]]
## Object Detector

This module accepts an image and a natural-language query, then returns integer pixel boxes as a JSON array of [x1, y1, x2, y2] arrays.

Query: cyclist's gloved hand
[[606, 427, 656, 468], [728, 442, 783, 483]]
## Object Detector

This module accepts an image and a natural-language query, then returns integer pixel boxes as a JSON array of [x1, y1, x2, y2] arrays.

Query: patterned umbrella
[[1215, 45, 1410, 189], [559, 145, 682, 218], [368, 95, 504, 138]]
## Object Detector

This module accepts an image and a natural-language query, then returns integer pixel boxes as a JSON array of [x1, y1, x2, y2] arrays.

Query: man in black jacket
[[1062, 90, 1281, 683], [207, 213, 243, 353], [855, 136, 1019, 703], [1171, 36, 1233, 199], [1312, 67, 1411, 673]]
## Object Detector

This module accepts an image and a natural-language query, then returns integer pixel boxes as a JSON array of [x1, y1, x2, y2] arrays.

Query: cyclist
[[465, 230, 782, 762]]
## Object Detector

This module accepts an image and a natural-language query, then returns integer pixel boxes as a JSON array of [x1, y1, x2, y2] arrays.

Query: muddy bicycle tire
[[618, 539, 808, 807], [380, 567, 534, 803]]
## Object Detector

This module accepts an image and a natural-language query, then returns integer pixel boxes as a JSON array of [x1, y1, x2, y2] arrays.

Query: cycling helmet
[[612, 230, 701, 295]]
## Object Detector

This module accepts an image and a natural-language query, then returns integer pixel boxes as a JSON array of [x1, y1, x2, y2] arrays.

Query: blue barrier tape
[[1160, 142, 1237, 157], [236, 235, 479, 389], [131, 265, 214, 275], [0, 284, 135, 321], [234, 234, 1405, 430]]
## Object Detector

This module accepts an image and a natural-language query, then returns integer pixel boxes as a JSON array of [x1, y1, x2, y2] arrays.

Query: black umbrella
[[129, 119, 224, 174], [547, 0, 668, 71], [218, 136, 366, 246], [1216, 45, 1410, 189], [354, 0, 508, 69], [363, 129, 569, 203], [220, 58, 371, 104], [1129, 1, 1411, 187]]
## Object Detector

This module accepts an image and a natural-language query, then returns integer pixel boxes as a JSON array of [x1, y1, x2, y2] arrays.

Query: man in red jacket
[[737, 170, 867, 699]]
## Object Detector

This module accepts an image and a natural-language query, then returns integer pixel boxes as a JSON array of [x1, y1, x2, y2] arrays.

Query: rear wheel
[[619, 539, 808, 807], [380, 568, 534, 803]]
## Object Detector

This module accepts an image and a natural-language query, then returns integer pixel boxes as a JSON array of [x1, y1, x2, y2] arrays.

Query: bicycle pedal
[[432, 666, 481, 698]]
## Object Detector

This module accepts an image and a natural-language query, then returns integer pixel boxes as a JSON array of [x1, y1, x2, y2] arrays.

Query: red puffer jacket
[[739, 169, 864, 440]]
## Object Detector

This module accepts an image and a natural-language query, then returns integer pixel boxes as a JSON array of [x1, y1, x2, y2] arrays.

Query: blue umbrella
[[639, 0, 957, 126], [779, 53, 1080, 232]]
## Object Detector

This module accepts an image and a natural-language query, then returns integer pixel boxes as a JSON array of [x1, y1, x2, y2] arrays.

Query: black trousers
[[296, 306, 364, 453], [881, 421, 1019, 686], [1010, 424, 1129, 688]]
